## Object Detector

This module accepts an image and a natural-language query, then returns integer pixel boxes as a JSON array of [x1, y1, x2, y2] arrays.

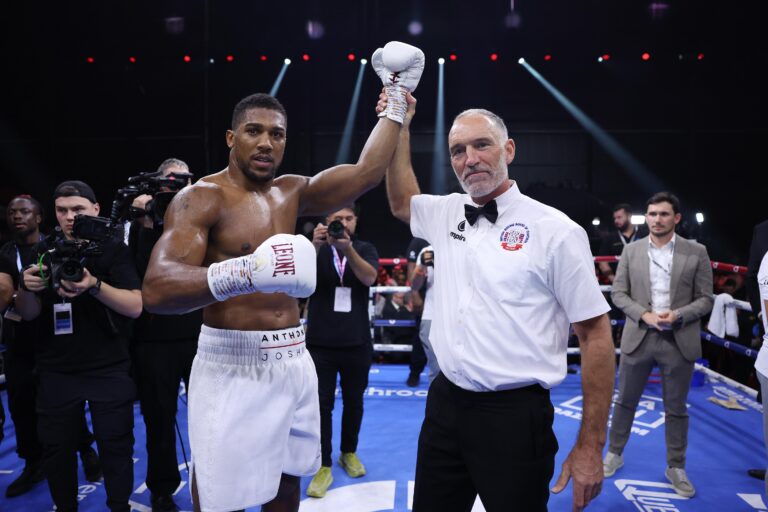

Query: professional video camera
[[110, 170, 193, 229], [42, 215, 121, 289]]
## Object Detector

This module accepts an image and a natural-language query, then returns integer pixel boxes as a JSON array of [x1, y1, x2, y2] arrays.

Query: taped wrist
[[207, 256, 255, 301], [379, 84, 407, 124]]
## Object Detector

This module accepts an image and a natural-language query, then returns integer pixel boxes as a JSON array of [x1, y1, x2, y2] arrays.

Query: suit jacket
[[611, 235, 714, 362]]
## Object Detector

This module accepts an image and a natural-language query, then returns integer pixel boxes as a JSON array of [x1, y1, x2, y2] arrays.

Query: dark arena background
[[2, 1, 768, 511], [0, 0, 765, 258]]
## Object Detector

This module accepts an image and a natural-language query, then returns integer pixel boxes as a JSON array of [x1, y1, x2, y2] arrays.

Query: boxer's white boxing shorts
[[188, 324, 321, 511]]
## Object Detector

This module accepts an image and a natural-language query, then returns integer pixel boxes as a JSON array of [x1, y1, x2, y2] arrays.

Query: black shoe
[[80, 446, 103, 482], [5, 461, 45, 497], [151, 493, 179, 512], [748, 468, 766, 480]]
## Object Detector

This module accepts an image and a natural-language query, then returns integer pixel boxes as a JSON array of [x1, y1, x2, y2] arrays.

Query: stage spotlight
[[128, 56, 136, 64], [284, 58, 291, 65], [260, 55, 268, 61], [449, 53, 457, 61], [226, 55, 234, 62], [641, 52, 651, 61], [592, 217, 601, 226], [408, 20, 423, 36], [347, 53, 356, 61], [695, 212, 704, 224], [183, 55, 191, 63], [491, 53, 499, 61], [631, 215, 645, 225], [360, 58, 368, 65], [544, 54, 552, 61], [302, 54, 310, 61], [86, 56, 95, 64], [517, 57, 524, 64], [438, 57, 445, 65], [697, 53, 705, 61], [306, 20, 325, 39], [209, 58, 215, 64], [602, 53, 611, 61]]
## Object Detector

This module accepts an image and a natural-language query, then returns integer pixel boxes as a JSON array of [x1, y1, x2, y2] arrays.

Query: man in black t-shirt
[[598, 203, 647, 283], [0, 194, 102, 499], [305, 204, 379, 499], [15, 181, 142, 512]]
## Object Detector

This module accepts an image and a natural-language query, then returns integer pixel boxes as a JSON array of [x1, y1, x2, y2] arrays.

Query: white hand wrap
[[371, 41, 425, 124], [207, 233, 317, 301]]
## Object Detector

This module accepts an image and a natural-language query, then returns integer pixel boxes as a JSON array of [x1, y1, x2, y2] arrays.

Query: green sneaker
[[338, 452, 366, 478], [306, 466, 333, 498]]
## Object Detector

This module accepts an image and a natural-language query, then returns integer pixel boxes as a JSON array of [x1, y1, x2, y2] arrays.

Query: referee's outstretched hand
[[550, 444, 604, 511]]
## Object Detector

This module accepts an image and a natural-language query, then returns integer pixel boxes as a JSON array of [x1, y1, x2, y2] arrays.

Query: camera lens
[[59, 258, 84, 283], [328, 220, 345, 238]]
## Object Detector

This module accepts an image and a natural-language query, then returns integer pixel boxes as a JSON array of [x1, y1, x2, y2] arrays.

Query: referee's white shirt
[[411, 181, 610, 391]]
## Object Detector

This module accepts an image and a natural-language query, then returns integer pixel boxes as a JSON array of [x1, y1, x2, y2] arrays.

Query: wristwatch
[[89, 277, 102, 296]]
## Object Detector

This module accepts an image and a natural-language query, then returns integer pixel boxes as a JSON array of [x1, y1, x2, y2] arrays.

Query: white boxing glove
[[371, 41, 425, 124], [207, 233, 316, 301]]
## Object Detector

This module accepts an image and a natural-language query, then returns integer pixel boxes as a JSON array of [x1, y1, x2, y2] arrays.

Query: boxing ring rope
[[370, 256, 760, 396]]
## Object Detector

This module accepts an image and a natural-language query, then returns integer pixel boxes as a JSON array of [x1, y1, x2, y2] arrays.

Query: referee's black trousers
[[413, 373, 558, 512], [132, 338, 197, 496], [37, 369, 135, 512], [309, 342, 372, 467]]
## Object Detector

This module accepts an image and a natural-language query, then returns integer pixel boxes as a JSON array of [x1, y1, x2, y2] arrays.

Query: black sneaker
[[406, 373, 420, 387], [748, 469, 766, 480], [151, 493, 179, 512], [5, 461, 45, 497], [80, 446, 103, 482]]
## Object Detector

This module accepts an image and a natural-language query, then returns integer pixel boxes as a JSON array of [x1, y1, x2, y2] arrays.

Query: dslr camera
[[327, 220, 346, 239], [419, 249, 434, 267], [43, 215, 120, 289], [110, 170, 193, 229]]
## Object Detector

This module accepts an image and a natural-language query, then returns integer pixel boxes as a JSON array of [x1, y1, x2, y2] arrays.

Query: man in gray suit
[[603, 191, 713, 498]]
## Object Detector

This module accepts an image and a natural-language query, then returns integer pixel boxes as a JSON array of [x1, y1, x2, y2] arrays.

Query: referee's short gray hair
[[157, 158, 189, 174], [452, 109, 509, 142]]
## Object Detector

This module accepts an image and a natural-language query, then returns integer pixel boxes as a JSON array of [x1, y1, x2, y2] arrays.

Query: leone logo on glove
[[271, 243, 297, 277]]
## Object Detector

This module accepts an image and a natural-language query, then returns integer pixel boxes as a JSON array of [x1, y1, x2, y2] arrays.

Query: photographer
[[305, 204, 379, 499], [407, 240, 440, 386], [15, 181, 142, 512], [126, 158, 201, 512], [0, 195, 102, 499]]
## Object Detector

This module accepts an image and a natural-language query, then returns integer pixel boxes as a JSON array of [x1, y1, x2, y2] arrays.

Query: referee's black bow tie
[[464, 200, 498, 225]]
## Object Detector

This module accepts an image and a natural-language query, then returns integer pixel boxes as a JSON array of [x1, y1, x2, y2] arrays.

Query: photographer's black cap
[[53, 180, 97, 204]]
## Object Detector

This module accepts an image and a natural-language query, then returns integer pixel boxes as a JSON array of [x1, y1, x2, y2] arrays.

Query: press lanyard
[[331, 246, 347, 286], [619, 229, 637, 247]]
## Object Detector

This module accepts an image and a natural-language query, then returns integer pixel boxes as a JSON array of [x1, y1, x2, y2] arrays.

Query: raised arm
[[299, 41, 425, 217], [298, 117, 401, 216], [551, 313, 615, 510], [142, 185, 219, 314], [386, 94, 420, 224]]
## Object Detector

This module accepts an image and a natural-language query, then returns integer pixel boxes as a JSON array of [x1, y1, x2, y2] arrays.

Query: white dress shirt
[[648, 235, 675, 314], [753, 252, 768, 378], [410, 182, 610, 391]]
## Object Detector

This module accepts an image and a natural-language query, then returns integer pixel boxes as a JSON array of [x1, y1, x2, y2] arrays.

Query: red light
[[183, 55, 191, 63], [544, 54, 552, 61], [347, 53, 356, 61], [490, 53, 498, 61], [86, 56, 95, 64], [641, 52, 650, 61], [226, 54, 234, 62], [449, 53, 457, 61], [602, 53, 611, 61], [128, 56, 136, 64], [260, 55, 268, 61], [697, 53, 705, 60], [302, 54, 310, 61]]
